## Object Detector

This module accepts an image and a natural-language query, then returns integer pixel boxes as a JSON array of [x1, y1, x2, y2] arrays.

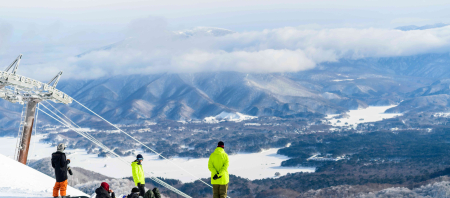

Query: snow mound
[[204, 112, 257, 123], [0, 153, 88, 197]]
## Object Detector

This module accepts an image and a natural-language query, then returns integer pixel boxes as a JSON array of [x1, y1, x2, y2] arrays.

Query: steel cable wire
[[38, 106, 193, 198]]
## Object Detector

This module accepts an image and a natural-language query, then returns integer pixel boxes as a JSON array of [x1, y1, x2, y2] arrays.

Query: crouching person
[[95, 182, 115, 198], [127, 187, 161, 198], [52, 143, 70, 198], [126, 187, 140, 198], [208, 141, 230, 198]]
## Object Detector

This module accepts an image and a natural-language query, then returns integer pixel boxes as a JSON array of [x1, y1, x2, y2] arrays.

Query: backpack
[[153, 188, 161, 198], [143, 187, 161, 198], [144, 189, 154, 198]]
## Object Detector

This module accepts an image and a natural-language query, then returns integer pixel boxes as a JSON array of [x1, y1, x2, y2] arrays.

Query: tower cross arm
[[4, 54, 22, 74], [47, 71, 63, 88]]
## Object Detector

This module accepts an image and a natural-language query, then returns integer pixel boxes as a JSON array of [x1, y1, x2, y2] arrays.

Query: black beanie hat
[[136, 154, 143, 160], [218, 141, 224, 147], [132, 187, 140, 193]]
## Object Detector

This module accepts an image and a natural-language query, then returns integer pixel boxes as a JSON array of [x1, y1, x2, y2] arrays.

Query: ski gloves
[[213, 174, 222, 180], [67, 167, 73, 175]]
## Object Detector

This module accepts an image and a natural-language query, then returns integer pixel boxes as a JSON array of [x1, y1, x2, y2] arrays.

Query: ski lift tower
[[0, 55, 73, 164]]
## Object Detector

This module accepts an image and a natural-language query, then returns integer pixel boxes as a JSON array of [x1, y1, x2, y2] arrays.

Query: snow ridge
[[0, 153, 88, 197], [203, 111, 257, 123]]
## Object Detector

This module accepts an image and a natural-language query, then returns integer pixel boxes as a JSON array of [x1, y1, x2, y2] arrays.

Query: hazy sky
[[1, 0, 450, 79], [2, 0, 449, 30]]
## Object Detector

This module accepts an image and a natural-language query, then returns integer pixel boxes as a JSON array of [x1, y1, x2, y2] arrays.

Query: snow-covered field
[[326, 105, 402, 129], [203, 111, 257, 123], [0, 136, 314, 183], [0, 153, 88, 197]]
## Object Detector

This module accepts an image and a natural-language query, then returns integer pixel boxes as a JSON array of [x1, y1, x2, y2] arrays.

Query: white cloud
[[171, 49, 316, 73], [3, 16, 450, 80], [43, 18, 450, 79]]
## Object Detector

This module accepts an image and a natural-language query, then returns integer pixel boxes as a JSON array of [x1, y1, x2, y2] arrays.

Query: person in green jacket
[[208, 141, 229, 198], [131, 154, 146, 196]]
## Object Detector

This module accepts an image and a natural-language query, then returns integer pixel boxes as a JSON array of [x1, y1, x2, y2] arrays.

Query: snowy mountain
[[408, 79, 450, 97], [203, 111, 256, 123], [323, 53, 450, 79], [386, 79, 450, 113], [53, 72, 345, 123], [0, 153, 88, 197], [2, 53, 450, 133]]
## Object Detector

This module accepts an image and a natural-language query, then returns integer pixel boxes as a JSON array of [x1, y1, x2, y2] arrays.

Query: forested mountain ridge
[[2, 53, 450, 134]]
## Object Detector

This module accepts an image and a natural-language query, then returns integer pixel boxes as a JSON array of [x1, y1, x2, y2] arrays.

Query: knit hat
[[136, 154, 143, 160], [218, 141, 224, 148], [101, 182, 109, 192], [57, 143, 66, 152], [131, 187, 140, 193]]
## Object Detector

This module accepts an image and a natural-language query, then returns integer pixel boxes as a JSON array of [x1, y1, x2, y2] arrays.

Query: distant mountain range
[[2, 39, 450, 135], [54, 51, 450, 124]]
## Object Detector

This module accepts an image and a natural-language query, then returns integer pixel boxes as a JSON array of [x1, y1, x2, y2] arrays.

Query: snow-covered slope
[[51, 72, 343, 124], [204, 111, 257, 123], [0, 153, 88, 197]]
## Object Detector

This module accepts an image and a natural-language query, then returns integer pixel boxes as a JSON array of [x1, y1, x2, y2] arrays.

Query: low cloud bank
[[3, 17, 450, 79]]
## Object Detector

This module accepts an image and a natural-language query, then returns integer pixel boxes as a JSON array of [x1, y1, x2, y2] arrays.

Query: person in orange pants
[[52, 143, 71, 198], [53, 180, 68, 197]]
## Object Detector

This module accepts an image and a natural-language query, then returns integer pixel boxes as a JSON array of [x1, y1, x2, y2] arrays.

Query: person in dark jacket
[[95, 182, 115, 198], [126, 187, 140, 198], [52, 143, 70, 198]]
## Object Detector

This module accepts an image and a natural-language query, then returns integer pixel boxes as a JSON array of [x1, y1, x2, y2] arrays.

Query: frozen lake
[[326, 105, 402, 129], [0, 135, 314, 183]]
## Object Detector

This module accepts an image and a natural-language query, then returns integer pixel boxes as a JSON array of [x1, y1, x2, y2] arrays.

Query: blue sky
[[0, 0, 450, 79]]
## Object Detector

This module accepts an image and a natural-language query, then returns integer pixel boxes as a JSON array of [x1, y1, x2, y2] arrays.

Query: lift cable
[[71, 99, 214, 189], [38, 105, 193, 198]]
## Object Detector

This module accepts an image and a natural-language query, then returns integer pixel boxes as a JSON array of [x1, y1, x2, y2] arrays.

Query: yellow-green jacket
[[131, 160, 145, 185], [208, 147, 229, 185]]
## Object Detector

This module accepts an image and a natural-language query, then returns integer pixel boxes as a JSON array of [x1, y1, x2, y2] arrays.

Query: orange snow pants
[[53, 180, 68, 197]]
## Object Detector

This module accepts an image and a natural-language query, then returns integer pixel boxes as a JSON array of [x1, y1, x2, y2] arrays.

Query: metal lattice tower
[[0, 54, 73, 164]]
